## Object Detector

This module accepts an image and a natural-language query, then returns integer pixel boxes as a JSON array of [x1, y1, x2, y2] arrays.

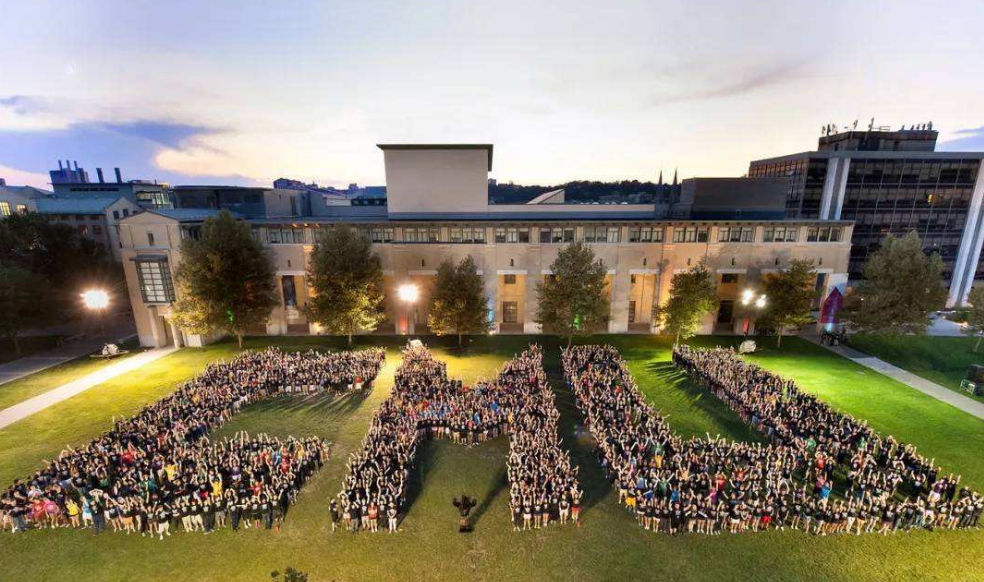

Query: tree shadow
[[470, 466, 508, 527]]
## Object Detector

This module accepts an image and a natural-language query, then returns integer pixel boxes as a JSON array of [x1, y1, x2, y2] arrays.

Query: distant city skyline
[[1, 0, 983, 190]]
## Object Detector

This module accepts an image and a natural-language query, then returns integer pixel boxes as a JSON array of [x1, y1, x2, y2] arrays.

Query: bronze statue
[[452, 494, 477, 532]]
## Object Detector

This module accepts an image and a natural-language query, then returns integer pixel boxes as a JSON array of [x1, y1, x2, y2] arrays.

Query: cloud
[[645, 60, 807, 108], [0, 119, 249, 186], [938, 126, 984, 151], [0, 95, 58, 116]]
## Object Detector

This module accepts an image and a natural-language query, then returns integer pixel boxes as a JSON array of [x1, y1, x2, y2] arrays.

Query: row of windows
[[136, 259, 175, 303], [250, 224, 844, 246]]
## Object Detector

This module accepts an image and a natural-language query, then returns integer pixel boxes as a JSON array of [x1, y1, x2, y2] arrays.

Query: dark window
[[136, 258, 175, 303], [503, 274, 517, 285], [502, 301, 518, 323], [147, 232, 155, 246], [281, 275, 297, 307], [628, 300, 637, 323], [721, 273, 738, 284]]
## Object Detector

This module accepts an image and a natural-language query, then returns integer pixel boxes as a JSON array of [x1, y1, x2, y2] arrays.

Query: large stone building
[[748, 125, 984, 306], [118, 144, 853, 348]]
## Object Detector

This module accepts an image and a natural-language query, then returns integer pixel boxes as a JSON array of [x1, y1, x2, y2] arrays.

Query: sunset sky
[[2, 0, 983, 190]]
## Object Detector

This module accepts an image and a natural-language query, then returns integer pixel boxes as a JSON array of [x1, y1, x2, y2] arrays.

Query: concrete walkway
[[804, 336, 984, 421], [0, 334, 136, 386], [0, 346, 177, 430]]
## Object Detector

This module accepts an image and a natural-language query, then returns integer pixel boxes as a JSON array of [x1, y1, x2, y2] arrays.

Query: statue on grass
[[452, 494, 477, 533]]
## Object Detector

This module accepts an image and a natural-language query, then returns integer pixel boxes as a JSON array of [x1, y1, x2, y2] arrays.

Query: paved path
[[0, 346, 177, 430], [804, 336, 984, 421], [0, 334, 136, 386]]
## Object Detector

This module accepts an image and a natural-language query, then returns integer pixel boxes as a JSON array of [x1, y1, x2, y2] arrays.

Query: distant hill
[[489, 180, 679, 204]]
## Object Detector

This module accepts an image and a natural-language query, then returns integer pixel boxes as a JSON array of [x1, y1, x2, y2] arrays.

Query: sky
[[1, 0, 983, 190]]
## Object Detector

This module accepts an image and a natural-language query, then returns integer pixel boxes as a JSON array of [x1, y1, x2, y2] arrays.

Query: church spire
[[658, 169, 663, 185], [672, 167, 678, 186]]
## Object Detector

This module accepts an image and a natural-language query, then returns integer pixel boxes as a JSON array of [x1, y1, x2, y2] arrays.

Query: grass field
[[849, 334, 984, 403], [0, 335, 982, 582], [0, 346, 146, 412]]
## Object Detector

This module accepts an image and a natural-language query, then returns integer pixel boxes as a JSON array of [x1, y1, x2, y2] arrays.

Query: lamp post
[[81, 288, 111, 336], [397, 283, 419, 335], [740, 288, 767, 336]]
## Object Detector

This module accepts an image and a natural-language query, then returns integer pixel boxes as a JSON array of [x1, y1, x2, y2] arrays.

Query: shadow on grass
[[471, 466, 508, 527]]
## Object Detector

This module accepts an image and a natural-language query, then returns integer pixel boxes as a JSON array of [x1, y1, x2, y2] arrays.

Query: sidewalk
[[804, 335, 984, 421], [0, 346, 177, 430], [0, 335, 135, 386]]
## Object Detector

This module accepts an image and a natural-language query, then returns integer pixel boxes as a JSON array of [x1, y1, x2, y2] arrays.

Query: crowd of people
[[1, 348, 384, 537], [337, 343, 580, 533], [563, 344, 982, 535]]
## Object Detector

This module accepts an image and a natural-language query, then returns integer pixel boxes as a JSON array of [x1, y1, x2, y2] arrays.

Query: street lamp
[[397, 283, 419, 334], [81, 288, 111, 336], [740, 288, 767, 335]]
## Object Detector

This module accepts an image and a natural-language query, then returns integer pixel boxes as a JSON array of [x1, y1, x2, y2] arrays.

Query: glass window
[[147, 232, 154, 246], [451, 228, 463, 243], [136, 258, 175, 303], [607, 227, 621, 243], [652, 227, 664, 242], [673, 226, 709, 243], [0, 202, 10, 216], [539, 228, 552, 243], [502, 301, 518, 323], [503, 274, 517, 285], [113, 210, 120, 220], [628, 300, 637, 323], [495, 228, 506, 243], [506, 228, 518, 243], [15, 204, 27, 214], [807, 227, 819, 242]]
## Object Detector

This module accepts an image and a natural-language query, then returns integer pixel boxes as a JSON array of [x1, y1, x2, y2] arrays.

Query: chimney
[[65, 159, 71, 171], [114, 167, 122, 183], [73, 160, 79, 171], [58, 160, 63, 170], [96, 168, 105, 183]]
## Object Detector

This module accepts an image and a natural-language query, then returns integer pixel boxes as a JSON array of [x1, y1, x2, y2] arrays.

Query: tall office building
[[748, 126, 984, 306]]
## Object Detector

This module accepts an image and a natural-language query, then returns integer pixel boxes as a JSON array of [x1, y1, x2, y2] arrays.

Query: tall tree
[[427, 256, 490, 347], [962, 286, 984, 353], [654, 262, 718, 346], [756, 259, 816, 347], [171, 211, 278, 349], [306, 224, 385, 345], [0, 266, 55, 356], [840, 231, 946, 335], [535, 242, 610, 346]]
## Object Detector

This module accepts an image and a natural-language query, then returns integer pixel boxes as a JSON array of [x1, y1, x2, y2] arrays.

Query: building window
[[629, 227, 655, 242], [147, 232, 155, 246], [281, 275, 297, 307], [763, 226, 798, 242], [584, 226, 618, 243], [807, 226, 841, 242], [628, 300, 637, 323], [404, 227, 439, 243], [181, 226, 202, 241], [113, 210, 120, 220], [721, 273, 739, 284], [135, 258, 175, 303], [495, 227, 528, 243], [123, 209, 130, 217], [672, 226, 709, 243], [503, 274, 517, 285], [268, 228, 305, 244], [15, 204, 26, 213], [502, 301, 518, 323], [718, 227, 754, 243], [540, 227, 574, 243], [93, 224, 103, 236], [0, 202, 10, 216], [370, 228, 394, 243]]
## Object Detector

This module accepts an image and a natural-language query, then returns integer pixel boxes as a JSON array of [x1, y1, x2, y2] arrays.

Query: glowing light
[[397, 284, 419, 303], [755, 295, 767, 309], [81, 289, 110, 310], [741, 288, 755, 305]]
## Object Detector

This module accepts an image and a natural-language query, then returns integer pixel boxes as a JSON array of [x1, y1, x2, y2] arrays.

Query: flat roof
[[750, 150, 984, 165], [376, 144, 494, 171]]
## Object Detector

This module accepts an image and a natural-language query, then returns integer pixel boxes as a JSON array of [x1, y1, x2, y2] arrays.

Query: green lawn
[[849, 334, 984, 403], [0, 345, 146, 412], [0, 335, 982, 582]]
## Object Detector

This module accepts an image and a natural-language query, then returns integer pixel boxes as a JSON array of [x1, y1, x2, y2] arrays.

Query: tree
[[535, 242, 610, 346], [962, 286, 984, 352], [757, 259, 817, 347], [840, 231, 946, 335], [0, 266, 55, 356], [427, 256, 490, 347], [306, 224, 385, 345], [654, 262, 717, 347], [171, 211, 278, 349]]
